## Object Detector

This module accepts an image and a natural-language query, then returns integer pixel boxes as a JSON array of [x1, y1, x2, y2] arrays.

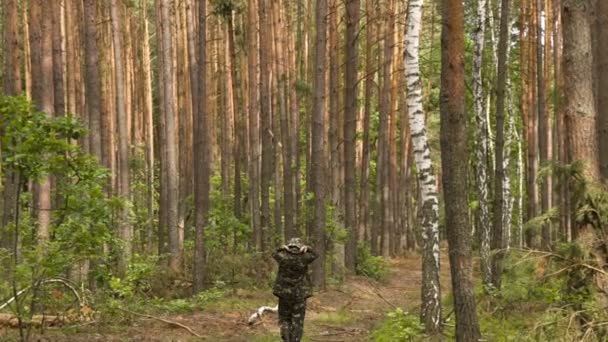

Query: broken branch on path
[[117, 308, 202, 338], [247, 305, 278, 325]]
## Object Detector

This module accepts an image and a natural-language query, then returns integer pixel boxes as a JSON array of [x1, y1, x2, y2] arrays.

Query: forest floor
[[0, 253, 452, 342]]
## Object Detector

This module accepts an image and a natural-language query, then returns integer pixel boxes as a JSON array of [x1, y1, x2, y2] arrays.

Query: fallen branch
[[247, 305, 278, 325], [117, 308, 202, 338], [0, 278, 84, 312]]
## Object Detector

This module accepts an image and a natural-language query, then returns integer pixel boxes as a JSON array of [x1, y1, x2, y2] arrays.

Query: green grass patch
[[313, 309, 354, 326]]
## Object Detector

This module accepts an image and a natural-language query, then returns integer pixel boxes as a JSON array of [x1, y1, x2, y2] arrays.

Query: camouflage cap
[[287, 237, 303, 248]]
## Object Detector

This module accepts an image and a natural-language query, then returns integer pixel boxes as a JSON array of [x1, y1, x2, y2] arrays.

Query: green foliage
[[211, 0, 244, 18], [0, 95, 114, 330], [372, 308, 424, 342], [356, 245, 389, 282]]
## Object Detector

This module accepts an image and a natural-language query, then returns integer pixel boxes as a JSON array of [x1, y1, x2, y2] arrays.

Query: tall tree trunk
[[248, 0, 262, 250], [562, 0, 601, 182], [193, 0, 210, 293], [111, 0, 133, 275], [537, 0, 552, 250], [29, 0, 54, 243], [142, 0, 155, 252], [52, 0, 65, 116], [597, 0, 608, 180], [379, 0, 395, 259], [344, 0, 360, 270], [439, 0, 483, 336], [156, 0, 181, 274], [473, 0, 492, 286], [1, 0, 23, 251], [259, 0, 273, 250], [311, 0, 327, 289], [84, 0, 103, 162], [404, 0, 441, 333], [491, 0, 511, 289], [358, 0, 375, 244]]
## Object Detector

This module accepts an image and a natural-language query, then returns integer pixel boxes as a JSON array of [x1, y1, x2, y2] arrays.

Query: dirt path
[[0, 253, 451, 342]]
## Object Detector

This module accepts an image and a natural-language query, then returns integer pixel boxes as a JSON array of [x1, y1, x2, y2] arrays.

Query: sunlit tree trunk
[[404, 0, 441, 333]]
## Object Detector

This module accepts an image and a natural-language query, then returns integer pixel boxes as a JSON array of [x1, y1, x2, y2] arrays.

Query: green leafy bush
[[372, 308, 423, 342], [356, 245, 389, 282]]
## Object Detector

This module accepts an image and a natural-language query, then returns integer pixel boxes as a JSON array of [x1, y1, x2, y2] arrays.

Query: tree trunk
[[490, 0, 511, 289], [473, 0, 492, 286], [52, 0, 65, 116], [404, 0, 441, 333], [111, 0, 133, 275], [311, 0, 327, 289], [439, 0, 483, 336], [1, 0, 22, 252], [358, 0, 375, 244], [597, 0, 608, 180], [155, 0, 181, 274], [29, 0, 54, 244], [193, 0, 210, 293], [562, 0, 601, 182], [537, 0, 552, 250], [344, 0, 360, 271], [248, 0, 262, 250], [84, 0, 103, 161]]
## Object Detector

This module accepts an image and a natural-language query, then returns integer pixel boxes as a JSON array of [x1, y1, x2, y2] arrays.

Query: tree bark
[[562, 0, 601, 182], [29, 0, 54, 244], [597, 0, 608, 180], [111, 0, 133, 275], [84, 0, 103, 160], [1, 0, 23, 251], [192, 0, 210, 293], [311, 0, 327, 289], [473, 0, 492, 286], [344, 0, 360, 271], [248, 0, 262, 250], [439, 0, 483, 339], [404, 0, 442, 333], [490, 0, 511, 289]]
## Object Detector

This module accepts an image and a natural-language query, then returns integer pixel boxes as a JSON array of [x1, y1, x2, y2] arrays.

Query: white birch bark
[[473, 0, 492, 286], [502, 23, 515, 249], [404, 0, 441, 331]]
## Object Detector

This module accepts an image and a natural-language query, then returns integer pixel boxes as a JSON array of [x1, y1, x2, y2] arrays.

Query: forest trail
[[62, 253, 451, 342]]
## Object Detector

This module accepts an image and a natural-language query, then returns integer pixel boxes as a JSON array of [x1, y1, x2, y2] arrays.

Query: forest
[[0, 0, 607, 341]]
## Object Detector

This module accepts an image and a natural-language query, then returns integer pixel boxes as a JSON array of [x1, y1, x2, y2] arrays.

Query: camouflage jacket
[[272, 246, 318, 300]]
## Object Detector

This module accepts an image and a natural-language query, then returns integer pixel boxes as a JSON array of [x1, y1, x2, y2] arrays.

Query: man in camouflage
[[272, 237, 318, 342]]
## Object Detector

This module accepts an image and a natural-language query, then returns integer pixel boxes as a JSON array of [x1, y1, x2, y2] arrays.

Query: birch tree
[[473, 0, 492, 286], [404, 0, 441, 333]]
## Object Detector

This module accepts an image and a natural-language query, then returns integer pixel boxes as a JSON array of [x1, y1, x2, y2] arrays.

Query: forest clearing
[[1, 0, 608, 341], [0, 254, 451, 341]]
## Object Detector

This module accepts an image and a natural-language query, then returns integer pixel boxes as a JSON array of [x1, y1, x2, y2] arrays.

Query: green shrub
[[372, 308, 424, 342], [356, 245, 389, 282]]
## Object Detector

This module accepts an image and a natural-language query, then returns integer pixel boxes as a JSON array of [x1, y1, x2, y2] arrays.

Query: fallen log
[[247, 305, 278, 325], [0, 313, 69, 327]]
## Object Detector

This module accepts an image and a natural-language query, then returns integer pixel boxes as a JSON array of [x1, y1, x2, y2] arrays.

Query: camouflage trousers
[[278, 297, 306, 342]]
